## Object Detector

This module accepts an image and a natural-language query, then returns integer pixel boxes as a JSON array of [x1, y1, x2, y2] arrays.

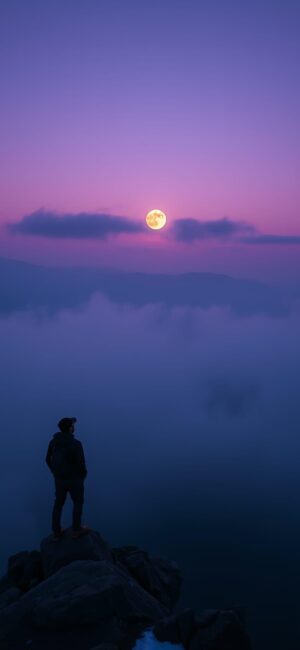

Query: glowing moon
[[146, 209, 167, 230]]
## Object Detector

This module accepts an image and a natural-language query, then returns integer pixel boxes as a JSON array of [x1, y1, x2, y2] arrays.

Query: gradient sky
[[1, 6, 300, 646], [1, 0, 300, 279]]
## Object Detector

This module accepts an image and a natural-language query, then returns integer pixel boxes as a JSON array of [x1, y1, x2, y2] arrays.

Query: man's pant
[[52, 477, 84, 533]]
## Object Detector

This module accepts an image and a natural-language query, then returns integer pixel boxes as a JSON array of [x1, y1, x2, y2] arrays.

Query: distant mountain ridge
[[0, 256, 291, 318]]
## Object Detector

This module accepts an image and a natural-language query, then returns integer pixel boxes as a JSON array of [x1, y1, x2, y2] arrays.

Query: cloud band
[[8, 210, 144, 239], [7, 211, 300, 245]]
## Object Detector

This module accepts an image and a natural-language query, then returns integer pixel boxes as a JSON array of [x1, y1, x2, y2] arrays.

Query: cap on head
[[58, 417, 77, 432]]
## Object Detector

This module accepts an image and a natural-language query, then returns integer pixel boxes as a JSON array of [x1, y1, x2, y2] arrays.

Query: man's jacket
[[46, 431, 87, 480]]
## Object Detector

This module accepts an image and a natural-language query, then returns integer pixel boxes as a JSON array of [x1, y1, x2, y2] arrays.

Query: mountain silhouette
[[0, 257, 290, 318]]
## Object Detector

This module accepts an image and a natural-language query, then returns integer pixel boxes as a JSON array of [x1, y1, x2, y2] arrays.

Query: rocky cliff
[[0, 528, 251, 649]]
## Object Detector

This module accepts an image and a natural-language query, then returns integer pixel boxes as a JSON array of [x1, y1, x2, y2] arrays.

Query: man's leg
[[52, 478, 67, 534], [69, 479, 84, 532]]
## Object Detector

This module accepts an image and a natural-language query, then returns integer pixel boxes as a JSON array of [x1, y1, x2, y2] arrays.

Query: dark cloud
[[7, 209, 144, 239], [170, 217, 256, 242], [170, 217, 300, 246], [239, 234, 300, 245], [8, 211, 300, 247]]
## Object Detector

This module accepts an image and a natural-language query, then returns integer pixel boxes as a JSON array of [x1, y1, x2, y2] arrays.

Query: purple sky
[[1, 6, 300, 646], [1, 0, 300, 280]]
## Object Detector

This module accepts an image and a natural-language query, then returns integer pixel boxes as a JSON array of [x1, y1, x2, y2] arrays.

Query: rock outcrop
[[153, 607, 252, 649], [0, 527, 251, 649], [41, 529, 113, 578]]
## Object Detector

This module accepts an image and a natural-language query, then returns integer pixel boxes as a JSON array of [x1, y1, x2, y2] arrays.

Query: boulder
[[153, 608, 196, 647], [177, 608, 197, 647], [7, 550, 43, 591], [153, 607, 252, 650], [189, 608, 252, 650], [153, 613, 181, 644], [0, 587, 21, 610], [112, 545, 182, 611], [195, 609, 219, 627], [32, 561, 168, 628], [0, 559, 169, 647], [0, 575, 11, 597], [40, 528, 113, 577]]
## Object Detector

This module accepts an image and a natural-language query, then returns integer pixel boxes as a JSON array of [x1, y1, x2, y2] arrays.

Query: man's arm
[[76, 441, 88, 478], [45, 441, 53, 472]]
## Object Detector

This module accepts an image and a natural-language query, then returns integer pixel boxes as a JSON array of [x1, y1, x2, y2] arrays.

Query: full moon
[[146, 209, 167, 230]]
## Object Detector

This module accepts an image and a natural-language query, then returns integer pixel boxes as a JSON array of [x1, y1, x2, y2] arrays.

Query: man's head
[[58, 417, 77, 434]]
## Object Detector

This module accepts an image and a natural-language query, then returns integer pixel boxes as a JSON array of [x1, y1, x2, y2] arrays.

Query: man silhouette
[[46, 417, 90, 540]]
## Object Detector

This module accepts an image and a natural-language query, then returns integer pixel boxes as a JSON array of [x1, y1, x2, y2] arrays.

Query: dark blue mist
[[1, 258, 300, 650]]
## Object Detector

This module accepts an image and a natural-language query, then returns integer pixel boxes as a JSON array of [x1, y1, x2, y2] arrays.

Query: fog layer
[[1, 260, 300, 649]]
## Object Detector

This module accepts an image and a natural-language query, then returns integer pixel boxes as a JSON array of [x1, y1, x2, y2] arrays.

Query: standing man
[[46, 417, 90, 540]]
